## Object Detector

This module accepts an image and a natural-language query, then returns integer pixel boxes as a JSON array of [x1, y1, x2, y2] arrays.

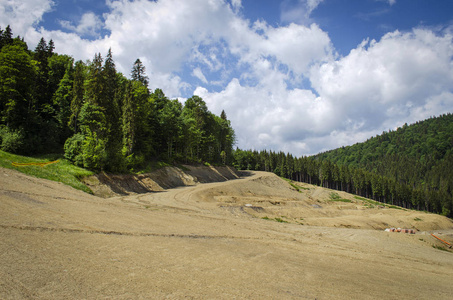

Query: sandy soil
[[1, 167, 453, 299]]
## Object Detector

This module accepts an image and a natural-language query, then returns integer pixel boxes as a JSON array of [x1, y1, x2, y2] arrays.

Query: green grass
[[282, 178, 300, 192], [330, 192, 341, 199], [432, 245, 449, 252], [388, 205, 403, 210], [282, 178, 310, 192], [330, 198, 353, 203], [274, 217, 289, 223], [0, 150, 93, 193], [328, 192, 352, 203], [353, 195, 403, 210], [262, 216, 290, 223], [135, 160, 171, 174]]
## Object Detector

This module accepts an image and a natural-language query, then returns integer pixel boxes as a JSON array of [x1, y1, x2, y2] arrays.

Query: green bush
[[0, 126, 25, 153], [124, 152, 145, 172], [64, 134, 84, 166], [81, 130, 106, 170]]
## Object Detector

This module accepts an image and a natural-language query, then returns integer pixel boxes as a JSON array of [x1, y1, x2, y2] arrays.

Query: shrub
[[0, 126, 25, 153], [81, 130, 106, 170], [64, 134, 84, 166]]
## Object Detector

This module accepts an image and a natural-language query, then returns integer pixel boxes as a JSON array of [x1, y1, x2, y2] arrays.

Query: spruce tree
[[102, 48, 123, 171], [1, 25, 13, 49], [86, 53, 103, 106], [131, 58, 149, 87], [53, 62, 74, 143], [69, 60, 85, 133]]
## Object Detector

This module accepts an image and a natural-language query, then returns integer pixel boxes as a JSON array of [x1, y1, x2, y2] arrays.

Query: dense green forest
[[0, 26, 235, 172], [232, 114, 453, 218]]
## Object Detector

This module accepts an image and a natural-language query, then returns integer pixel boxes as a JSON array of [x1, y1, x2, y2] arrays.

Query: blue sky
[[1, 0, 453, 156]]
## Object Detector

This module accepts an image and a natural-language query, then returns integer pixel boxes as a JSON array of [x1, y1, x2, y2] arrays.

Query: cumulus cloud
[[310, 28, 453, 134], [2, 0, 453, 156], [60, 12, 103, 37], [195, 77, 332, 155], [195, 27, 453, 155], [0, 0, 53, 36]]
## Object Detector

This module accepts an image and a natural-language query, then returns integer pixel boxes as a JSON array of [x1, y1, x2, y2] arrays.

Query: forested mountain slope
[[233, 114, 453, 218], [314, 114, 453, 184], [313, 114, 453, 214]]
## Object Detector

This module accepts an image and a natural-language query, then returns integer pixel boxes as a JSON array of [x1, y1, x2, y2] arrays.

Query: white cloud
[[310, 28, 453, 135], [2, 0, 453, 156], [60, 12, 103, 37], [281, 0, 325, 25], [192, 67, 208, 84], [306, 0, 324, 14], [195, 77, 332, 155], [0, 0, 54, 35], [230, 0, 241, 12]]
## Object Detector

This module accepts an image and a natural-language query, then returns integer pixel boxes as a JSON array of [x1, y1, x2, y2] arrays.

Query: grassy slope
[[0, 150, 93, 193]]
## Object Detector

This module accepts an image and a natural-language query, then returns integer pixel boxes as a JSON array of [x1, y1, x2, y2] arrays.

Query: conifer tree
[[70, 60, 85, 133], [131, 58, 149, 87], [1, 25, 13, 49], [102, 48, 123, 170], [34, 37, 52, 114], [53, 62, 74, 143], [86, 53, 103, 106], [122, 81, 135, 157], [47, 39, 55, 57]]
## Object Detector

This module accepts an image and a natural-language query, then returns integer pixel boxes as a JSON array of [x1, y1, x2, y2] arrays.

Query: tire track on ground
[[0, 224, 262, 241]]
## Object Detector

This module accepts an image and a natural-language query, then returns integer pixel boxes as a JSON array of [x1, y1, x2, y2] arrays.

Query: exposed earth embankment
[[82, 165, 240, 197]]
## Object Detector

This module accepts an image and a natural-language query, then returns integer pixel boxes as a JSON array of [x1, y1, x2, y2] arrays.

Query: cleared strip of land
[[1, 167, 452, 299]]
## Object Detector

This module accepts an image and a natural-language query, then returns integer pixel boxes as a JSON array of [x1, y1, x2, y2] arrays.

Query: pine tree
[[1, 25, 13, 49], [53, 62, 74, 143], [34, 37, 52, 115], [69, 61, 85, 133], [131, 58, 149, 87], [102, 48, 123, 171], [86, 53, 104, 106], [122, 82, 135, 157], [47, 39, 55, 57]]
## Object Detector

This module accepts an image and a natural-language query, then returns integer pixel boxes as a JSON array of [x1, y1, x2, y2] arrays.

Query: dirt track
[[1, 167, 453, 299]]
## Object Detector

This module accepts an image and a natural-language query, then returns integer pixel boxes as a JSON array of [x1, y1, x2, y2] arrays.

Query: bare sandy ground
[[1, 167, 452, 299]]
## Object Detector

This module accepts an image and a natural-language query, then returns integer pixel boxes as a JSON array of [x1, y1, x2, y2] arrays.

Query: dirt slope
[[1, 168, 452, 299], [82, 165, 240, 197]]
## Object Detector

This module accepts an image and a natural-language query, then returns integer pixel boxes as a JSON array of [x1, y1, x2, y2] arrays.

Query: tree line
[[0, 26, 235, 171], [233, 114, 453, 218]]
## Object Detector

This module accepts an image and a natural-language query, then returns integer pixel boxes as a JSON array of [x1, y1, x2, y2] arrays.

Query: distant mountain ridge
[[314, 113, 453, 172], [232, 113, 453, 217], [312, 113, 453, 216]]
